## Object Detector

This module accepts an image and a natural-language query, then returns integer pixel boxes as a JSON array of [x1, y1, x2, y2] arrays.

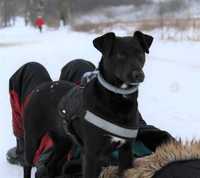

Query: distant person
[[35, 16, 45, 33]]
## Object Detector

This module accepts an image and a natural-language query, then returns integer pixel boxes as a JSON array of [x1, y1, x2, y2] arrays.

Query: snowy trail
[[1, 20, 200, 177]]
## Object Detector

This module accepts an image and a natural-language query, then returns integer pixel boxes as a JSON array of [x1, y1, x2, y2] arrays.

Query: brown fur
[[99, 140, 200, 178]]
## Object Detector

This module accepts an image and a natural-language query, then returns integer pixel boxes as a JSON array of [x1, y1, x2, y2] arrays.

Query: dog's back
[[23, 59, 96, 178], [23, 80, 74, 178]]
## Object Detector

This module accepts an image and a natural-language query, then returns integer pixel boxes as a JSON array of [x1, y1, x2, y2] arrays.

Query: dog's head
[[93, 31, 153, 86]]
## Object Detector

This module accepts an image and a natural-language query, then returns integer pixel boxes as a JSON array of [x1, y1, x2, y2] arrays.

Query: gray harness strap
[[97, 72, 139, 95], [82, 71, 139, 95], [85, 111, 138, 138]]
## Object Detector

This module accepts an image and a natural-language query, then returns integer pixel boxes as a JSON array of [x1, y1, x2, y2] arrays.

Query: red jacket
[[35, 17, 45, 27]]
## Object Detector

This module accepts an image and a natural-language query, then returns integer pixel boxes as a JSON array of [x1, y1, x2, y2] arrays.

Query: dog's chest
[[110, 135, 126, 148], [93, 96, 136, 126], [89, 106, 136, 128], [84, 88, 138, 138]]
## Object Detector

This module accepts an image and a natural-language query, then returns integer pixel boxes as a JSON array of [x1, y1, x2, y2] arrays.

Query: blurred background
[[1, 0, 200, 40]]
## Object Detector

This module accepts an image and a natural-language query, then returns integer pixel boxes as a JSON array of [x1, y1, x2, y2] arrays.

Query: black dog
[[23, 60, 95, 178], [58, 31, 153, 178]]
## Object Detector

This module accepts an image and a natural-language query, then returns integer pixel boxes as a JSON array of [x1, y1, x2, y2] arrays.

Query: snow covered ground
[[1, 19, 200, 177]]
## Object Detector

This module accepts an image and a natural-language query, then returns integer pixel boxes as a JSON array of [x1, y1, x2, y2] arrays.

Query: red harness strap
[[10, 90, 23, 137], [33, 134, 54, 164], [10, 90, 31, 137]]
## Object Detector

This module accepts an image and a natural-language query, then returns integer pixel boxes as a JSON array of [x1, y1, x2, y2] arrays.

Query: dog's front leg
[[118, 141, 133, 175], [83, 152, 102, 178]]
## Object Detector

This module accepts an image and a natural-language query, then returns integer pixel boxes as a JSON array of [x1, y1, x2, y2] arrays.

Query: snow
[[1, 18, 200, 177]]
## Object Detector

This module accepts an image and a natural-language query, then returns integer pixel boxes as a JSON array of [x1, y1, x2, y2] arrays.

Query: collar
[[97, 72, 139, 95], [85, 111, 138, 139]]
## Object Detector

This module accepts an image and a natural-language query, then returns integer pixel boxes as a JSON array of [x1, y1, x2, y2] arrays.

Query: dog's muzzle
[[131, 71, 145, 83]]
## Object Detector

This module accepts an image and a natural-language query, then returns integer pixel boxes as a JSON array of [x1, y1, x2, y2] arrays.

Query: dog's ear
[[93, 32, 115, 56], [133, 31, 153, 54]]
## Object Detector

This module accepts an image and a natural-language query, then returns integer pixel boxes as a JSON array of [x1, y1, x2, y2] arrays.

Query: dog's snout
[[132, 71, 145, 82]]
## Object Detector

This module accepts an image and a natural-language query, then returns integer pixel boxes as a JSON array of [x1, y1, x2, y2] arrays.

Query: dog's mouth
[[128, 82, 141, 86], [115, 72, 144, 89], [117, 78, 141, 89], [127, 80, 143, 86]]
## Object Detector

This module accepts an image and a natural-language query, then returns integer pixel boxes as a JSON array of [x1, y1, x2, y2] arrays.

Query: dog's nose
[[132, 71, 144, 82]]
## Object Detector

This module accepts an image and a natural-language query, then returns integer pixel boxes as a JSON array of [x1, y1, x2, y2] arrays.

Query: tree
[[58, 0, 71, 26], [71, 0, 148, 14], [158, 0, 186, 17], [0, 0, 16, 27]]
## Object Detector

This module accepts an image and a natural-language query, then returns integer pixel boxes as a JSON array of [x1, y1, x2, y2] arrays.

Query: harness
[[60, 70, 140, 142], [97, 72, 139, 95], [85, 111, 138, 139], [82, 70, 139, 95]]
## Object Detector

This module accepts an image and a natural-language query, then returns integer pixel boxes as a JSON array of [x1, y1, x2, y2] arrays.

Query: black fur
[[23, 81, 75, 178], [59, 59, 95, 83], [23, 60, 95, 178], [58, 31, 154, 178], [23, 31, 153, 178]]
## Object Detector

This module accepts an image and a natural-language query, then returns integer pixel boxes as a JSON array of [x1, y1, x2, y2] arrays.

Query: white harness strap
[[85, 111, 138, 138]]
